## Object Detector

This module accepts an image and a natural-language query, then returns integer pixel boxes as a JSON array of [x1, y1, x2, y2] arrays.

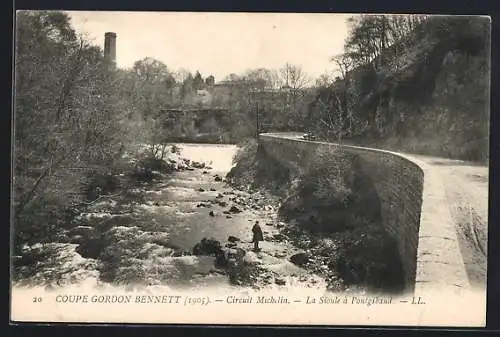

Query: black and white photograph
[[11, 11, 490, 326]]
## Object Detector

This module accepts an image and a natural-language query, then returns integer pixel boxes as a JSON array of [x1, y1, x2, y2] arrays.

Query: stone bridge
[[259, 132, 488, 295]]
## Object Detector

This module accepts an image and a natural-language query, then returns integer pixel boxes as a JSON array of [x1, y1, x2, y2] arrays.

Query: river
[[14, 143, 328, 292]]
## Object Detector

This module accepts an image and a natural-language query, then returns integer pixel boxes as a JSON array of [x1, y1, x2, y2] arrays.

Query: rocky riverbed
[[14, 144, 352, 293]]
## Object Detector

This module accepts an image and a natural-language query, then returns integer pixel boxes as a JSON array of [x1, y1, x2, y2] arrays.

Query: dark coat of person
[[252, 223, 264, 242]]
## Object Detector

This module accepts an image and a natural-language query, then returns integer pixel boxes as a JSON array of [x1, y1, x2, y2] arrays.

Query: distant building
[[214, 79, 248, 87], [173, 89, 213, 107]]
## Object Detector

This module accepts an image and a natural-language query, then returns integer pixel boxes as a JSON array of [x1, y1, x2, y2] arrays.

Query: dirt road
[[412, 155, 489, 289]]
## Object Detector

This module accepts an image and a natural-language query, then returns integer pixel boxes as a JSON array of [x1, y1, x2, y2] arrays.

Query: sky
[[66, 11, 352, 82]]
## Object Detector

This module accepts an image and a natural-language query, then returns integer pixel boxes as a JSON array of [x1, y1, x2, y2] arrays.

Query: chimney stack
[[104, 32, 117, 69]]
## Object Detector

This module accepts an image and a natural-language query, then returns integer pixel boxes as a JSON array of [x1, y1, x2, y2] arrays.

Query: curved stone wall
[[259, 133, 469, 294]]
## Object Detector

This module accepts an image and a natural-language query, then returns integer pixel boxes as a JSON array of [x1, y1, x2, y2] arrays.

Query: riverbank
[[12, 143, 329, 292], [226, 139, 406, 294]]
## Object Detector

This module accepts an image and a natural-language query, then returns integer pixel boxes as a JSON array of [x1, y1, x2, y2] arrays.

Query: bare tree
[[315, 72, 334, 88], [141, 117, 171, 161], [331, 54, 355, 84], [243, 68, 280, 90], [278, 63, 310, 90], [343, 14, 429, 70], [315, 90, 368, 144], [173, 67, 191, 84], [277, 63, 312, 130], [14, 11, 131, 247], [330, 53, 360, 135]]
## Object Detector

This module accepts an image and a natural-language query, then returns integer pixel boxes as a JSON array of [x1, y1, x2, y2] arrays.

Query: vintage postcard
[[10, 11, 490, 326]]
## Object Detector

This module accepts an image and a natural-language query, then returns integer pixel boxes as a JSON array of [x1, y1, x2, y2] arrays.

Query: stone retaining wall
[[259, 133, 469, 293]]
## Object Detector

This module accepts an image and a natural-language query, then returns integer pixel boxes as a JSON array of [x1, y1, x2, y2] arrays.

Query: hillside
[[312, 16, 491, 162]]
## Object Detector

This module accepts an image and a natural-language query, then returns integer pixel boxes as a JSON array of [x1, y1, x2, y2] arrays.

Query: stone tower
[[104, 32, 117, 69]]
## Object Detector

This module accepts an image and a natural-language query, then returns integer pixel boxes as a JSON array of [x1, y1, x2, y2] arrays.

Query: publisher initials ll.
[[411, 297, 425, 305]]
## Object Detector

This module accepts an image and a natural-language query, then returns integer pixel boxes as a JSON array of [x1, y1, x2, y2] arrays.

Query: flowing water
[[15, 143, 328, 292]]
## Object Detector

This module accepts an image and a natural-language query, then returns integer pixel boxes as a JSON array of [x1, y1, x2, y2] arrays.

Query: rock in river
[[289, 252, 310, 266], [215, 247, 246, 268], [273, 233, 287, 241], [192, 238, 222, 256], [192, 161, 206, 169], [229, 205, 242, 214], [69, 225, 96, 238], [54, 233, 71, 243], [242, 251, 262, 265], [275, 277, 286, 286], [228, 235, 241, 243], [69, 235, 85, 244]]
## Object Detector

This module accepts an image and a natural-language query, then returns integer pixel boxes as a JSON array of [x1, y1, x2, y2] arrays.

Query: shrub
[[13, 199, 68, 255], [226, 138, 259, 187], [231, 138, 258, 167], [170, 144, 181, 154], [279, 146, 381, 232], [332, 224, 405, 293], [300, 147, 356, 208], [130, 156, 174, 182], [139, 157, 173, 173], [82, 172, 120, 201], [227, 138, 291, 194]]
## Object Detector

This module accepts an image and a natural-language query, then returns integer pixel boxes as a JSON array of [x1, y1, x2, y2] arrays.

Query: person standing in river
[[252, 221, 264, 252]]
